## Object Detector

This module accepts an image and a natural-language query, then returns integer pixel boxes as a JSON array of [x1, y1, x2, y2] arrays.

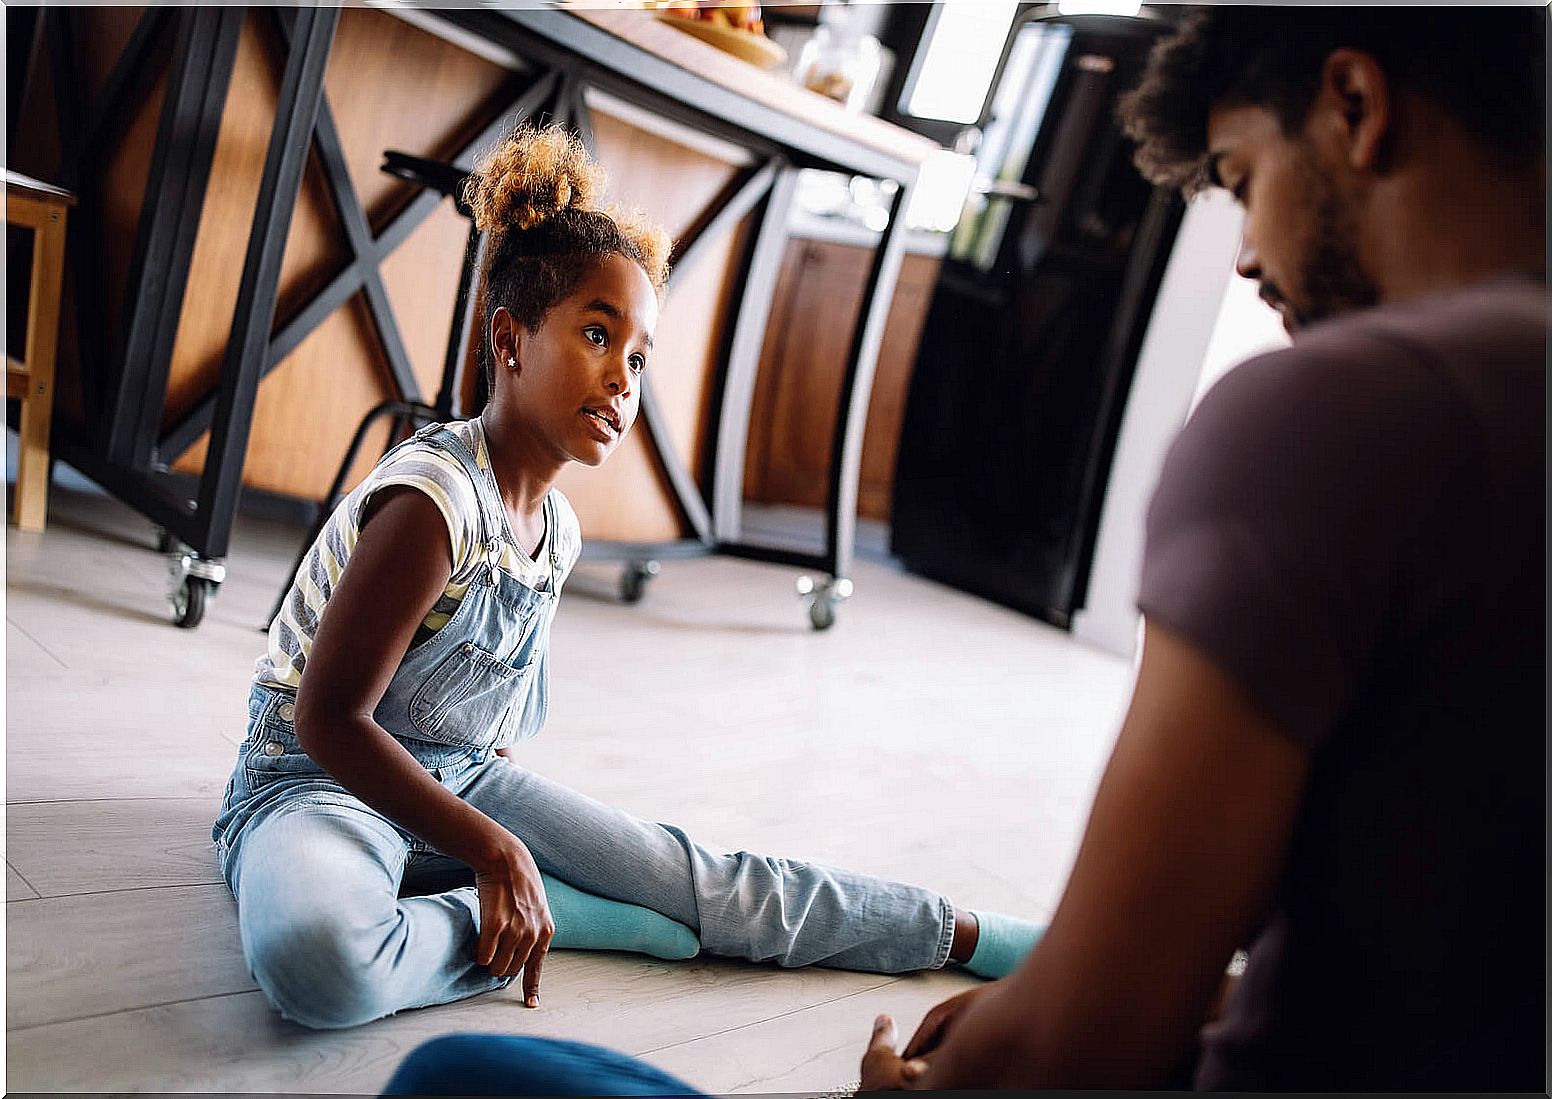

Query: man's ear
[[1318, 48, 1392, 173]]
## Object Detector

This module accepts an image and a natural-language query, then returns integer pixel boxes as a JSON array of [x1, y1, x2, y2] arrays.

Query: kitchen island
[[13, 4, 941, 626]]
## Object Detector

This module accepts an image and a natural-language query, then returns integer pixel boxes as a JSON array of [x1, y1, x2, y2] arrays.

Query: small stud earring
[[506, 356, 516, 370]]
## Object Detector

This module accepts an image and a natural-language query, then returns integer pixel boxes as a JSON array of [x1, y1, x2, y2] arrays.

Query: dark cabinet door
[[891, 17, 1182, 628]]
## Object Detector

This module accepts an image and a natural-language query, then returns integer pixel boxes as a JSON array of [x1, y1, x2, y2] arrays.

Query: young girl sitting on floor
[[211, 125, 1040, 1030]]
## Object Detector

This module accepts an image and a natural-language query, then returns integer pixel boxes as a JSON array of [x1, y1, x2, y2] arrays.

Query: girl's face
[[499, 253, 659, 468]]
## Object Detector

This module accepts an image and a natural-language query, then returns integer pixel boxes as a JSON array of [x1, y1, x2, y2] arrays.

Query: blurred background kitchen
[[4, 3, 1293, 1093], [7, 0, 1284, 652]]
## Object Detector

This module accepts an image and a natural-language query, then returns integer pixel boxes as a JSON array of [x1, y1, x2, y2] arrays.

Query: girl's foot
[[950, 906, 1045, 979], [542, 874, 700, 960]]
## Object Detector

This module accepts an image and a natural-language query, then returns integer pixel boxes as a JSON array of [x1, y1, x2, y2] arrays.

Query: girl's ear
[[489, 306, 524, 374]]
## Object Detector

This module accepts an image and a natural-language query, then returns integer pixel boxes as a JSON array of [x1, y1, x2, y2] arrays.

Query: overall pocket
[[408, 642, 530, 748]]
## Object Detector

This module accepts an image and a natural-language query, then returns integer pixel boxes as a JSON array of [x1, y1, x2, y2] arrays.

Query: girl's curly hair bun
[[465, 123, 675, 399], [465, 124, 604, 234]]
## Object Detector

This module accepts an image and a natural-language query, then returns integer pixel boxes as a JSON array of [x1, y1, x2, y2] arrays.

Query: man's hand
[[859, 1015, 929, 1092], [902, 983, 994, 1060]]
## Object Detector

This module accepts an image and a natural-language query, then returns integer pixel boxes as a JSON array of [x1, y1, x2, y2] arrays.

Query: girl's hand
[[472, 837, 555, 1006], [902, 982, 995, 1060]]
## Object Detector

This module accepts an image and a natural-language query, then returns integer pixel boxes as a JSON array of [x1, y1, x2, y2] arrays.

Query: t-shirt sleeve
[[356, 445, 483, 582], [1137, 335, 1481, 749]]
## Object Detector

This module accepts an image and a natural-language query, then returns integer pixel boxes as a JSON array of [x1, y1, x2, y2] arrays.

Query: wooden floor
[[5, 485, 1133, 1095]]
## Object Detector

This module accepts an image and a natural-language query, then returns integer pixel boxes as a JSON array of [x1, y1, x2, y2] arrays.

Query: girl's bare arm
[[293, 487, 553, 1000]]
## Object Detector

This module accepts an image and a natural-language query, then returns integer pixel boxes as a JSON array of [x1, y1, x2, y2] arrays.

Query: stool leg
[[14, 208, 66, 533]]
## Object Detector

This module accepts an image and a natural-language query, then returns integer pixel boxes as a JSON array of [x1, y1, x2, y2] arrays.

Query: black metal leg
[[8, 9, 42, 157], [107, 7, 242, 471], [562, 74, 596, 155], [668, 159, 779, 285], [635, 377, 713, 546], [59, 9, 170, 449], [623, 157, 782, 548], [156, 69, 562, 464], [68, 7, 169, 169], [274, 8, 418, 409], [196, 6, 339, 561], [43, 11, 84, 183], [441, 223, 489, 420]]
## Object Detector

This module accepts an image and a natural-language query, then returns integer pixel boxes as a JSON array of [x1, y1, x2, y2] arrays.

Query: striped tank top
[[255, 418, 582, 691]]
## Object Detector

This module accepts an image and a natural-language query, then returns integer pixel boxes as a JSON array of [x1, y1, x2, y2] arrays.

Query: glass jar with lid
[[792, 10, 882, 112]]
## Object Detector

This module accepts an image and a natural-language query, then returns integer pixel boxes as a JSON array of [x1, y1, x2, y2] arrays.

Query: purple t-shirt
[[1138, 275, 1546, 1091]]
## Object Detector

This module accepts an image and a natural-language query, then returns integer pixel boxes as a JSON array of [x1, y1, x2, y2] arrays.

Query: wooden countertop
[[571, 9, 943, 171], [433, 6, 942, 182]]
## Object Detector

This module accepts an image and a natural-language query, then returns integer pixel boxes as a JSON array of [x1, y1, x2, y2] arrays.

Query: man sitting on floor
[[382, 6, 1546, 1093]]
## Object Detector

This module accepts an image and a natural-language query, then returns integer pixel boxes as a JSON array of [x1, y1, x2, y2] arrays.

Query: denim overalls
[[212, 424, 955, 1030]]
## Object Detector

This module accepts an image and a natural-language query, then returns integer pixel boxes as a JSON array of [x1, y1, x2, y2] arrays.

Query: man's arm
[[916, 620, 1309, 1089]]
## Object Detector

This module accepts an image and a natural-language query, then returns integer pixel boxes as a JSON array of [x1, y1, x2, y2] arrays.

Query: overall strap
[[415, 421, 564, 582], [411, 422, 499, 557], [541, 492, 564, 580]]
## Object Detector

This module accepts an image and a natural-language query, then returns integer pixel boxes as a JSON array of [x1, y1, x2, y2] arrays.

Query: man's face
[[1206, 102, 1379, 334]]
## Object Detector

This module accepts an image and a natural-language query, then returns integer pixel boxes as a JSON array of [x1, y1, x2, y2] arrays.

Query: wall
[[1070, 189, 1287, 658]]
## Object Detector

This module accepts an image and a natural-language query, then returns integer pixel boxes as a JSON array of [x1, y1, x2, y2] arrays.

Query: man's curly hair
[[1116, 6, 1545, 195]]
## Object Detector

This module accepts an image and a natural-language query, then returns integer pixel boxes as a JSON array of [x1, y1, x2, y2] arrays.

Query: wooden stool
[[6, 171, 72, 533]]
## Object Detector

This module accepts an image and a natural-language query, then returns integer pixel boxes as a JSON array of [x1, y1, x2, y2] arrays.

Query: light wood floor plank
[[643, 967, 976, 1094], [8, 884, 255, 1029], [7, 798, 224, 897], [6, 486, 1130, 1091], [7, 722, 238, 803], [7, 955, 911, 1094], [6, 617, 66, 674], [7, 860, 42, 901]]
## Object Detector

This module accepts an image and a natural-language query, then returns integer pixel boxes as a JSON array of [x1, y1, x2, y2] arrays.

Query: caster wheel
[[620, 560, 660, 604], [808, 593, 837, 631], [166, 552, 227, 629], [796, 575, 852, 631], [172, 576, 214, 628]]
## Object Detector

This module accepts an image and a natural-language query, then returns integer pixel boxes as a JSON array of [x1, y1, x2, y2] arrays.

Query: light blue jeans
[[214, 692, 955, 1029]]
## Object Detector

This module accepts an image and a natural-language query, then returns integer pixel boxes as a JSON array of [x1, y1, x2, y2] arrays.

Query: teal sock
[[963, 910, 1045, 979], [541, 873, 700, 960]]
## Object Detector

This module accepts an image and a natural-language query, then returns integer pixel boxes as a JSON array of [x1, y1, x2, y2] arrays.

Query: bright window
[[904, 1, 1022, 124]]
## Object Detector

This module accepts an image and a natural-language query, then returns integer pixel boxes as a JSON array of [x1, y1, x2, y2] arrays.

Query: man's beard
[[1287, 159, 1380, 330]]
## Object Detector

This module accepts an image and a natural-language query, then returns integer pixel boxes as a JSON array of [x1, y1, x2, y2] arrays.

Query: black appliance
[[891, 11, 1183, 628]]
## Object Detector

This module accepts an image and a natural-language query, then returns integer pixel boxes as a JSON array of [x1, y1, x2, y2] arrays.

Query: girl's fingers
[[492, 928, 526, 978], [521, 941, 545, 1006]]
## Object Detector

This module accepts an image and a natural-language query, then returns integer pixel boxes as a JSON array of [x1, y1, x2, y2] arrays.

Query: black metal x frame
[[443, 10, 924, 584], [45, 6, 923, 606], [49, 6, 339, 559]]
